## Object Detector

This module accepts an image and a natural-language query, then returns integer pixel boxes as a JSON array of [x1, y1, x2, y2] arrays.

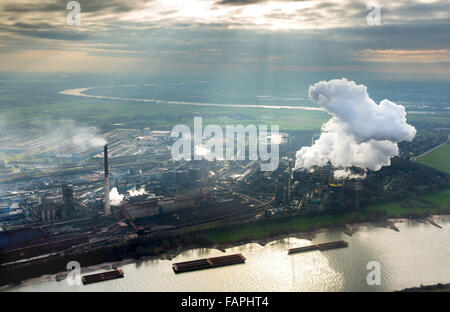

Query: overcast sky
[[0, 0, 449, 79]]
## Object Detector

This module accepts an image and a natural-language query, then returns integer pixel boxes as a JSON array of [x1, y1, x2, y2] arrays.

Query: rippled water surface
[[8, 217, 450, 292]]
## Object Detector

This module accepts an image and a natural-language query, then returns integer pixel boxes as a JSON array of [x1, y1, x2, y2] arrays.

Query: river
[[6, 216, 450, 292], [58, 87, 325, 111]]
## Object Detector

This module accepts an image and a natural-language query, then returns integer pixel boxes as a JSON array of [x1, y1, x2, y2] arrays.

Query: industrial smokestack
[[104, 144, 111, 215]]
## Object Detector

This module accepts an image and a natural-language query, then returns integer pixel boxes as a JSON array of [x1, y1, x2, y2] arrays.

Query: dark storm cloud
[[15, 28, 89, 40], [0, 22, 89, 40], [216, 0, 311, 5], [0, 0, 448, 75], [331, 19, 450, 50], [3, 0, 145, 14], [384, 1, 450, 17], [0, 0, 150, 41]]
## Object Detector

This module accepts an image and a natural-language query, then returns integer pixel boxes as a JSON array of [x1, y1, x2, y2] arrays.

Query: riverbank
[[2, 214, 449, 291], [1, 188, 449, 289], [203, 189, 450, 244], [205, 214, 446, 252], [400, 283, 450, 292], [202, 211, 448, 246], [4, 216, 450, 292]]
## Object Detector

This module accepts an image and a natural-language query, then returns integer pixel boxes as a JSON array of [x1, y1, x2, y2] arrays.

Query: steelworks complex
[[0, 127, 448, 286]]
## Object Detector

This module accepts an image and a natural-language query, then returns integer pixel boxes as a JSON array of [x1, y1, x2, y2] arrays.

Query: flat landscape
[[415, 144, 450, 174], [366, 189, 450, 217]]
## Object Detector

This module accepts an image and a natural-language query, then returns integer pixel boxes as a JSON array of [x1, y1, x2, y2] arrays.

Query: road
[[412, 135, 449, 161]]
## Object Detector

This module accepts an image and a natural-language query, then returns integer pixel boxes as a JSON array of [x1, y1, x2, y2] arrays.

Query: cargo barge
[[172, 253, 246, 273], [288, 240, 348, 254], [82, 269, 124, 285]]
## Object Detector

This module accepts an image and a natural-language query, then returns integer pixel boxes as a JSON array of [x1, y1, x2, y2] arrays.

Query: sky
[[0, 0, 449, 80]]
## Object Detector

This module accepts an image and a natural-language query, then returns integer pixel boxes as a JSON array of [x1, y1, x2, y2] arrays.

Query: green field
[[415, 144, 450, 174], [6, 97, 449, 135], [366, 190, 450, 217], [2, 80, 450, 135], [407, 112, 450, 128], [207, 213, 352, 243], [1, 94, 331, 133]]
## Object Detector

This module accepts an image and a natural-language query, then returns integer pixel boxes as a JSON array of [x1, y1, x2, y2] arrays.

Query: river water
[[58, 88, 325, 111], [6, 216, 450, 292]]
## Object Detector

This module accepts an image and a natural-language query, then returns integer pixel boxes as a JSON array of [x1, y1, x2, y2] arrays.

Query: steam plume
[[109, 187, 124, 206], [295, 78, 416, 175], [0, 119, 106, 155], [128, 187, 148, 197]]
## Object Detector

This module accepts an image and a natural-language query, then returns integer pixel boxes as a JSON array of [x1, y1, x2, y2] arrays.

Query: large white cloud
[[295, 78, 416, 173]]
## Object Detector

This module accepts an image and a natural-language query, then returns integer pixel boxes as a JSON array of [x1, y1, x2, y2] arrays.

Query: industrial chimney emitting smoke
[[104, 144, 111, 215]]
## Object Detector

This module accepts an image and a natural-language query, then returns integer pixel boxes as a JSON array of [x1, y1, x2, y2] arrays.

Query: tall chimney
[[104, 144, 111, 215]]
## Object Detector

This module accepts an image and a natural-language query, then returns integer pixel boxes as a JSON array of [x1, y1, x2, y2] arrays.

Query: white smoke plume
[[51, 121, 107, 154], [0, 118, 106, 155], [333, 169, 367, 180], [110, 187, 124, 206], [295, 78, 416, 174], [128, 186, 148, 197]]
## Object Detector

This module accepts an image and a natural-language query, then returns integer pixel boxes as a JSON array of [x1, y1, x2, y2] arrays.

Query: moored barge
[[172, 253, 246, 273], [288, 240, 348, 254], [82, 269, 124, 285]]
